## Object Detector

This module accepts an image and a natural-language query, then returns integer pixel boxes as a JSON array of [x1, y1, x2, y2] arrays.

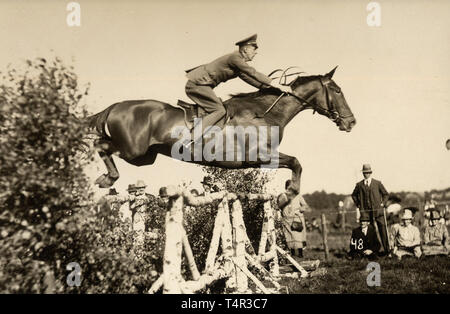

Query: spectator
[[347, 212, 380, 260], [130, 180, 150, 246], [390, 208, 422, 260], [422, 210, 449, 256], [333, 201, 345, 229], [200, 175, 221, 195], [424, 196, 437, 227], [385, 194, 402, 225], [277, 180, 309, 259], [103, 188, 121, 214], [351, 164, 390, 254]]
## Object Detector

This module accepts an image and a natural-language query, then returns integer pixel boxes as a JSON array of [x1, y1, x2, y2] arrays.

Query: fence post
[[231, 199, 249, 292], [341, 209, 346, 232], [321, 213, 329, 261], [265, 201, 279, 276], [163, 194, 184, 294]]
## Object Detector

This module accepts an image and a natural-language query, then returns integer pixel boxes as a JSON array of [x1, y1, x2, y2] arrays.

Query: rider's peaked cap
[[235, 34, 258, 48]]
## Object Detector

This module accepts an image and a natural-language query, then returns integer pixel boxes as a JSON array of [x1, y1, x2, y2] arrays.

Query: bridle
[[266, 68, 352, 123], [283, 75, 352, 123]]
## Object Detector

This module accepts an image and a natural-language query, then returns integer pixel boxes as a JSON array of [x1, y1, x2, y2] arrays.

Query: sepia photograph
[[0, 0, 449, 303]]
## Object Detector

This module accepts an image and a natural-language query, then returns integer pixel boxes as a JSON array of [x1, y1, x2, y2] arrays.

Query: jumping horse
[[87, 66, 356, 193]]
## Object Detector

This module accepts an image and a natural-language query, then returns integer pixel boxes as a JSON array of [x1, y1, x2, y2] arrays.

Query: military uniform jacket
[[186, 51, 272, 88], [349, 225, 380, 253], [351, 179, 389, 217]]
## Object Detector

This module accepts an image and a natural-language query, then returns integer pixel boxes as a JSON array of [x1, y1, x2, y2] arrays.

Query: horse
[[86, 66, 356, 193]]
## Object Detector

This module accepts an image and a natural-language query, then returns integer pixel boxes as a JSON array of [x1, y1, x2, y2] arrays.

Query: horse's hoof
[[98, 175, 118, 188], [95, 174, 108, 185], [98, 181, 113, 188]]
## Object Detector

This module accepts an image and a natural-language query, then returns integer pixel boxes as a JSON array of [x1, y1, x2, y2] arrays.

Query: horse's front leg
[[278, 152, 302, 193]]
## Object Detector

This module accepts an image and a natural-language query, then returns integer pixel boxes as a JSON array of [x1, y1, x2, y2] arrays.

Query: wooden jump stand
[[148, 186, 316, 294]]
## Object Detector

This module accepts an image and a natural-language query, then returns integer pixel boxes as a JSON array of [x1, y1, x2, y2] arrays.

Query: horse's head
[[290, 66, 356, 132]]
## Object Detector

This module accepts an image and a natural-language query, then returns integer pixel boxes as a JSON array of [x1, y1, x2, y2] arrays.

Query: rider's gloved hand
[[271, 83, 291, 94]]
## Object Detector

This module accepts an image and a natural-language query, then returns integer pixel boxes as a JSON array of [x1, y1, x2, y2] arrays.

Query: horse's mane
[[228, 74, 322, 100], [229, 87, 282, 100], [223, 74, 323, 119], [290, 75, 322, 89]]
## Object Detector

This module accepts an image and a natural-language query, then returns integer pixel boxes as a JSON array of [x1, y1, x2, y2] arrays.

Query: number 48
[[351, 238, 364, 250]]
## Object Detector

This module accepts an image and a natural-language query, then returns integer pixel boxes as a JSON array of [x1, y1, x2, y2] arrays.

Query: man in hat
[[184, 34, 291, 146], [102, 188, 122, 218], [129, 180, 151, 246], [390, 208, 422, 260], [201, 175, 222, 194], [347, 212, 380, 260], [351, 164, 390, 254], [422, 210, 449, 256]]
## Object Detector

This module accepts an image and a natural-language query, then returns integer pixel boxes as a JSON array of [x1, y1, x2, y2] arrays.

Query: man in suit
[[347, 212, 380, 260], [352, 164, 390, 254], [184, 34, 290, 146]]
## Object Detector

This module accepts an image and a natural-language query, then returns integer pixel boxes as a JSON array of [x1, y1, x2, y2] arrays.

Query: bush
[[0, 57, 163, 293]]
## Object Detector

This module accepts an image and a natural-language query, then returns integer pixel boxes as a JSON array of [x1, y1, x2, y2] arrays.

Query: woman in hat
[[277, 180, 309, 259], [390, 208, 422, 260], [422, 210, 449, 256]]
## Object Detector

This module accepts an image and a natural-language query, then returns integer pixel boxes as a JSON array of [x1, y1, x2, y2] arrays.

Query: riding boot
[[297, 248, 303, 258], [191, 110, 226, 144]]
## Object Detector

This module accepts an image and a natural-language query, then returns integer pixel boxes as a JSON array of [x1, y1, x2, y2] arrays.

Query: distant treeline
[[303, 190, 347, 210], [303, 187, 450, 211]]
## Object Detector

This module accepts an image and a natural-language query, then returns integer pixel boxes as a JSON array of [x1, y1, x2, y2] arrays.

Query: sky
[[1, 0, 449, 196]]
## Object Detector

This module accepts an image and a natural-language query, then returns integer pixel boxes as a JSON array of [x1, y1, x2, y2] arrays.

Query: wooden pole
[[321, 214, 329, 261], [148, 276, 164, 294], [232, 260, 271, 294], [181, 268, 229, 293], [265, 201, 279, 276], [245, 253, 281, 290], [204, 203, 224, 273], [275, 246, 308, 277], [163, 195, 184, 294], [220, 197, 236, 290], [231, 199, 249, 292], [181, 229, 200, 281], [258, 201, 270, 257]]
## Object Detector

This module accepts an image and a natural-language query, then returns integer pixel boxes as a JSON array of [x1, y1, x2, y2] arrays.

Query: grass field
[[276, 210, 450, 294]]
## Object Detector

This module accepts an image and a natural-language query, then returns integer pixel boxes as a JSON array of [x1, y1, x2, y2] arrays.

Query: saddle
[[177, 100, 233, 131]]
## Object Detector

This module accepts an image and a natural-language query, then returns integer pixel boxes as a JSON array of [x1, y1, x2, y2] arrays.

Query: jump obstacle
[[148, 186, 320, 294]]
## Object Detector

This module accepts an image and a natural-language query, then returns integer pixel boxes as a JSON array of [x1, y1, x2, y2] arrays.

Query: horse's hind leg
[[94, 139, 120, 188], [278, 152, 302, 193]]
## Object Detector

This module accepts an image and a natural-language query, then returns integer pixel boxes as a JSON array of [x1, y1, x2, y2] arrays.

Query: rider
[[184, 34, 291, 146]]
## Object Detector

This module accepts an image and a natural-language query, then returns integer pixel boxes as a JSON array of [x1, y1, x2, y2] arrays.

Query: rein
[[270, 74, 352, 122], [262, 68, 352, 122]]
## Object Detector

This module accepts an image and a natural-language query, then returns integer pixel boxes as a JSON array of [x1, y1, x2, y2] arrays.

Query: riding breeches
[[185, 80, 226, 134]]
